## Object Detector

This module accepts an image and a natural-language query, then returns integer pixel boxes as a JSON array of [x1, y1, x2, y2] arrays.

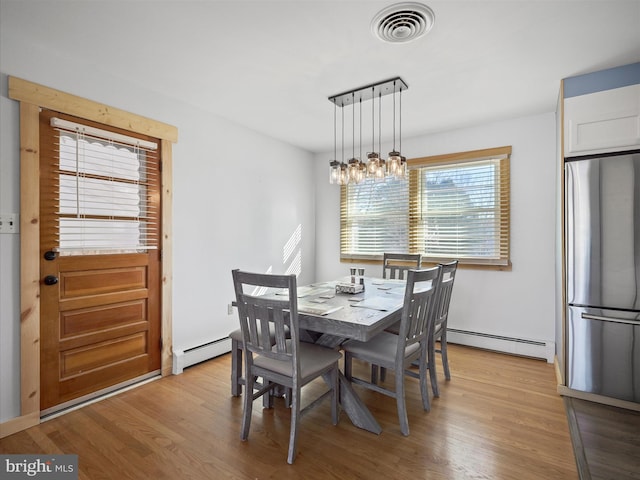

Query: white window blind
[[52, 117, 160, 254], [409, 148, 511, 266], [340, 177, 409, 261]]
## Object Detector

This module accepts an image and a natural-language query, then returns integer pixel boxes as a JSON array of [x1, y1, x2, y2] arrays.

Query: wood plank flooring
[[0, 345, 579, 479]]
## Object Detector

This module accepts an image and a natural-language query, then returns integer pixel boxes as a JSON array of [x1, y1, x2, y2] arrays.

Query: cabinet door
[[564, 84, 640, 157]]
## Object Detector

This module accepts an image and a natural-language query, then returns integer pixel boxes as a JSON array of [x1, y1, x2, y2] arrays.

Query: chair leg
[[287, 385, 301, 464], [428, 337, 440, 398], [395, 371, 409, 436], [440, 335, 451, 380], [419, 348, 431, 412], [231, 338, 243, 396], [330, 366, 339, 425], [263, 380, 274, 408], [371, 365, 379, 384], [241, 368, 254, 441]]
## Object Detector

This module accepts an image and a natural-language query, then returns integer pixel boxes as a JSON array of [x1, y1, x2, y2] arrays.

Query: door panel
[[565, 153, 640, 310], [39, 109, 162, 412], [57, 356, 151, 400], [567, 306, 640, 402], [61, 301, 146, 337], [61, 267, 147, 298], [61, 333, 148, 377], [40, 254, 161, 410]]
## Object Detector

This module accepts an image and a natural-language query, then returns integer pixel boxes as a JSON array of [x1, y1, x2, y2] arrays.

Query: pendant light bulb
[[329, 160, 340, 184], [339, 162, 348, 185], [398, 156, 407, 179], [367, 152, 380, 175], [388, 151, 401, 176], [375, 158, 386, 182]]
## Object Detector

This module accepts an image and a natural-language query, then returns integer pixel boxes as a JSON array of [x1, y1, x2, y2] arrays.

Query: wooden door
[[39, 109, 162, 412]]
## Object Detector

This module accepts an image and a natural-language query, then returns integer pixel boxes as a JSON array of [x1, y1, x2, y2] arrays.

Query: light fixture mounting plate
[[328, 77, 408, 108]]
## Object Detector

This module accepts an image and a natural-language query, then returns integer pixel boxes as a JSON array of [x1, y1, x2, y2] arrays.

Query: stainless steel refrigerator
[[565, 150, 640, 404]]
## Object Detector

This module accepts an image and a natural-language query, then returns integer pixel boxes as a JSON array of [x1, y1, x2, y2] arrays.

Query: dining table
[[270, 275, 408, 434]]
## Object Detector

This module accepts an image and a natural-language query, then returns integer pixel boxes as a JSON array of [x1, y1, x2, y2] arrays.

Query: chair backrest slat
[[383, 253, 422, 280], [396, 266, 442, 361]]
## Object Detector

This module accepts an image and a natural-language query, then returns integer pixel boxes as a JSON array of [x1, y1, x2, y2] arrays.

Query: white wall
[[0, 30, 316, 423], [315, 112, 558, 347]]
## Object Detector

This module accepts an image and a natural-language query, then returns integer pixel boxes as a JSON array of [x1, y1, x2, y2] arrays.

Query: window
[[340, 177, 409, 259], [340, 146, 511, 268], [49, 116, 160, 254]]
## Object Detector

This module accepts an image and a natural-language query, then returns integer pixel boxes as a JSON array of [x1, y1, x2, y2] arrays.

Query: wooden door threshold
[[41, 370, 161, 421]]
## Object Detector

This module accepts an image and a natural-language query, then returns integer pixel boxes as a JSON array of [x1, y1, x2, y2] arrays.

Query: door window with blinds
[[51, 117, 159, 254], [340, 146, 511, 267]]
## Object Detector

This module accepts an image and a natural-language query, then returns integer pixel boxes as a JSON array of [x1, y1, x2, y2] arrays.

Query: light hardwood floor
[[0, 345, 579, 479]]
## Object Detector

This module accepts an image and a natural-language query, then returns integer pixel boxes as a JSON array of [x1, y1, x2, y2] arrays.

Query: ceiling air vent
[[371, 2, 435, 44]]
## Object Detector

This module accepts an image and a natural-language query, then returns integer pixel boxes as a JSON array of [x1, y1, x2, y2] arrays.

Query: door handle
[[44, 250, 57, 261], [44, 275, 59, 286], [582, 313, 640, 326]]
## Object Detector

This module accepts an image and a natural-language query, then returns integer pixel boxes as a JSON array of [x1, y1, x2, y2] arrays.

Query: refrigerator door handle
[[582, 312, 640, 326]]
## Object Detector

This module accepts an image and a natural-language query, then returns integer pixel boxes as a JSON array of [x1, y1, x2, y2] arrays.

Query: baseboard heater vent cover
[[447, 328, 554, 363], [173, 337, 232, 374]]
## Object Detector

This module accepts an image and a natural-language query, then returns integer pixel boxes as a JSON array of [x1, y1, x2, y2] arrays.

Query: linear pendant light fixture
[[328, 77, 408, 185]]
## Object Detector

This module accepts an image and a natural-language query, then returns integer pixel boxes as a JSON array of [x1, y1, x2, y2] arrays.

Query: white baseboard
[[172, 337, 232, 374], [171, 329, 555, 375], [447, 328, 555, 363]]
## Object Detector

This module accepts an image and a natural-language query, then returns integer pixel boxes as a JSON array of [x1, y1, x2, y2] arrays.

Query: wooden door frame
[[5, 76, 177, 435]]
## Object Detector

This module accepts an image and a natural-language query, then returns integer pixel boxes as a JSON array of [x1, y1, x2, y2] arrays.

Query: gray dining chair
[[382, 252, 422, 280], [428, 260, 458, 397], [376, 252, 423, 382], [229, 326, 276, 397], [342, 265, 442, 436], [232, 269, 341, 464]]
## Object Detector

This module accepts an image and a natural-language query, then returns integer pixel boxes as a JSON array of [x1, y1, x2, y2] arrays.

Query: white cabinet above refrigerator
[[564, 84, 640, 157]]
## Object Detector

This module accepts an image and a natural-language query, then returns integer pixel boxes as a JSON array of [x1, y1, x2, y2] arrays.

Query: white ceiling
[[3, 0, 640, 153]]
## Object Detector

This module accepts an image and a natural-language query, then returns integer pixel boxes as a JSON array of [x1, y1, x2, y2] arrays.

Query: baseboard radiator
[[171, 329, 555, 374], [447, 328, 555, 363], [172, 337, 232, 374]]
